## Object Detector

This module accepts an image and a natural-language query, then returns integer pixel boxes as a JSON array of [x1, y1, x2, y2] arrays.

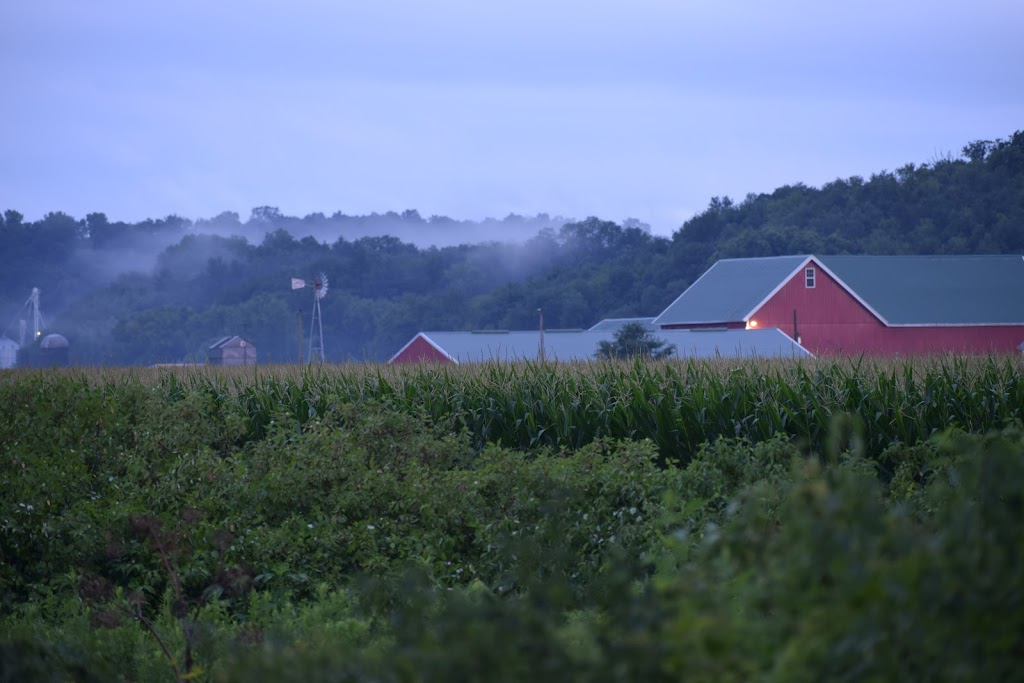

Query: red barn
[[653, 255, 1024, 355]]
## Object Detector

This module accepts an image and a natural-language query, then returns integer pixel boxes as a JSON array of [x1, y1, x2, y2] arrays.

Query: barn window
[[805, 267, 816, 288]]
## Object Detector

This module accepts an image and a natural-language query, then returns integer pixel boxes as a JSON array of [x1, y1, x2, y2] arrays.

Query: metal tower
[[291, 273, 328, 363]]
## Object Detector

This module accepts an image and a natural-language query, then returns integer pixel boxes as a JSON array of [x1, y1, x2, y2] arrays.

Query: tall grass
[[4, 356, 1022, 463]]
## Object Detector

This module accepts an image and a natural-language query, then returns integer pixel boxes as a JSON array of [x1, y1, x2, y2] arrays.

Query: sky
[[2, 0, 1023, 238]]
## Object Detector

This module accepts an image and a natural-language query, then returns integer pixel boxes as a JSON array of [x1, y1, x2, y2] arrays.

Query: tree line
[[1, 131, 1022, 365]]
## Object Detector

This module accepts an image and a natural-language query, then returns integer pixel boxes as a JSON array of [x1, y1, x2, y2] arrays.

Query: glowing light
[[746, 320, 759, 329]]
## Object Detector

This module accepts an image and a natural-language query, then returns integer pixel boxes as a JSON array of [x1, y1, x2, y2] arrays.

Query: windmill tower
[[291, 273, 328, 363]]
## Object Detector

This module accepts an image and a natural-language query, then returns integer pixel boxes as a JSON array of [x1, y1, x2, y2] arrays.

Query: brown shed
[[207, 335, 257, 366]]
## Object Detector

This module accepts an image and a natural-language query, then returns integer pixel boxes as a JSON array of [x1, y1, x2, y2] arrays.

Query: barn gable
[[749, 259, 884, 352], [388, 333, 455, 363]]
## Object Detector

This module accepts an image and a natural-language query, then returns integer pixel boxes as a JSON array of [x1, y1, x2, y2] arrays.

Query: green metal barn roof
[[819, 255, 1024, 325]]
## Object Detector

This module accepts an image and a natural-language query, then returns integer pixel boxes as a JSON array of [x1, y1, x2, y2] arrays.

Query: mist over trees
[[2, 131, 1022, 365]]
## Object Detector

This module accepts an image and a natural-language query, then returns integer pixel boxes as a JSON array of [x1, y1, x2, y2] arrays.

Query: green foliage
[[595, 322, 675, 360], [2, 361, 1024, 680]]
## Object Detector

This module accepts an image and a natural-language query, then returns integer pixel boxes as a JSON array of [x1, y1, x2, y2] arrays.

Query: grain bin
[[39, 333, 70, 366]]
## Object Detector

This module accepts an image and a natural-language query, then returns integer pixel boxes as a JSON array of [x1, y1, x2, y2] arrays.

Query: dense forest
[[2, 131, 1022, 365]]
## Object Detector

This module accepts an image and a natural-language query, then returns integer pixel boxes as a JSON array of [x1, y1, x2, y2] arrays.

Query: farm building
[[207, 335, 257, 366], [389, 328, 809, 364], [654, 255, 1024, 355], [391, 254, 1024, 363], [0, 337, 18, 369]]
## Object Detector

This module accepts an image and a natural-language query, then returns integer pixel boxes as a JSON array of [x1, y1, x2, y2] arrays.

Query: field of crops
[[2, 356, 1023, 681]]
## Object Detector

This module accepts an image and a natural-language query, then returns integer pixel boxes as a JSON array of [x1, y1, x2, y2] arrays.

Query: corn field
[[5, 355, 1022, 463]]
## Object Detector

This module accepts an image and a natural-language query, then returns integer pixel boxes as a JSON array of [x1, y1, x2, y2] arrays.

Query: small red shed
[[653, 255, 1024, 355]]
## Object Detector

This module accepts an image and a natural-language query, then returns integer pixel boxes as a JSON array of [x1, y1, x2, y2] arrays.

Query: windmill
[[291, 273, 328, 363]]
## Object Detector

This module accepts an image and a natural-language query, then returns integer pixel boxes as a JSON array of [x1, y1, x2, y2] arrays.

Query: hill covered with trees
[[2, 131, 1021, 365]]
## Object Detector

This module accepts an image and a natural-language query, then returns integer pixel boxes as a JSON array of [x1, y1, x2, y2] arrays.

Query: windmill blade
[[316, 273, 329, 299], [291, 278, 306, 290]]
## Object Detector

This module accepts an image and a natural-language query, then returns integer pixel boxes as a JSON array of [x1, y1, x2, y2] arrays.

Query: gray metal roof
[[398, 328, 810, 363], [653, 254, 1024, 327], [588, 317, 657, 332], [653, 256, 807, 326], [818, 255, 1024, 325], [209, 335, 254, 349], [662, 329, 809, 358]]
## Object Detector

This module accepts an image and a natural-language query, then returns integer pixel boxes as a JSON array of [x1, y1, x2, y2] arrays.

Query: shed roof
[[653, 254, 1024, 327], [588, 317, 657, 332], [392, 328, 810, 364], [209, 335, 255, 350]]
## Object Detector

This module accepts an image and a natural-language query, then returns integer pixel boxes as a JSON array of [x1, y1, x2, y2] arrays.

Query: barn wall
[[391, 335, 453, 364], [874, 326, 1024, 355], [752, 260, 1024, 354], [219, 346, 258, 365]]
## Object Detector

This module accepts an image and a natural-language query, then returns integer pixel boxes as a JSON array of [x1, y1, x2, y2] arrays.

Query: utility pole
[[538, 308, 545, 362]]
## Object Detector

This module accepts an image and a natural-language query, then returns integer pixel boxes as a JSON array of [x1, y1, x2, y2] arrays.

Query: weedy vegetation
[[1, 356, 1023, 681]]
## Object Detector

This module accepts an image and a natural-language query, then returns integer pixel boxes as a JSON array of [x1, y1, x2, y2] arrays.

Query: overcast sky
[[2, 1, 1022, 237]]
